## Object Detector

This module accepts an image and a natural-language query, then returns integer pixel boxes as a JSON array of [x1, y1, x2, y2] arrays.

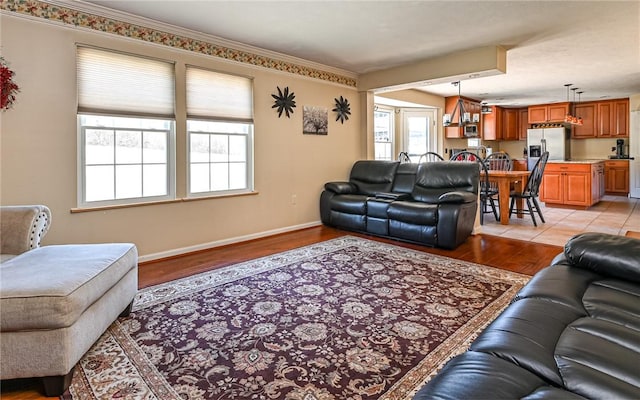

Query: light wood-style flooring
[[1, 226, 563, 399]]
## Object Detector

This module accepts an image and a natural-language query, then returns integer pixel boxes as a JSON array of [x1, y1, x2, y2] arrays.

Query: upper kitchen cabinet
[[572, 102, 597, 138], [528, 102, 570, 124], [502, 108, 519, 141], [518, 108, 529, 140], [482, 106, 525, 141], [571, 98, 629, 138], [482, 105, 502, 141], [444, 96, 482, 139]]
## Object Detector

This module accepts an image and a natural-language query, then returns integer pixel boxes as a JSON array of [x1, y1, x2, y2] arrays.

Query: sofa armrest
[[563, 232, 640, 283], [324, 181, 357, 194], [437, 191, 477, 204], [0, 205, 51, 256]]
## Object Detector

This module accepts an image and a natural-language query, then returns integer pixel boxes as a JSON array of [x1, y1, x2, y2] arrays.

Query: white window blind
[[186, 66, 253, 122], [77, 47, 175, 118]]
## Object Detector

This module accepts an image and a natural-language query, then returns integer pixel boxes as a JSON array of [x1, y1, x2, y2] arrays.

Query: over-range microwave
[[464, 124, 478, 137]]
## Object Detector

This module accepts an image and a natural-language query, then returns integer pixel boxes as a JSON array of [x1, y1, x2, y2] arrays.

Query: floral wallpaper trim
[[0, 0, 357, 87]]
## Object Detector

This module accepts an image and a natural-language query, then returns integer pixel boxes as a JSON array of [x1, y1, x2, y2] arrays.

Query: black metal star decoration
[[271, 86, 296, 118], [332, 96, 351, 124]]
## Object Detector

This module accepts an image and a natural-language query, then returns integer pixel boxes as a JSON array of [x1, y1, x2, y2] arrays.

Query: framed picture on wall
[[303, 106, 328, 135]]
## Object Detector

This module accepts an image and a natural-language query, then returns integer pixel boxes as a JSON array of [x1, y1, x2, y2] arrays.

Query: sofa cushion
[[390, 162, 418, 194], [0, 243, 137, 331], [349, 160, 399, 196], [411, 162, 479, 203], [328, 194, 368, 214], [387, 201, 438, 225]]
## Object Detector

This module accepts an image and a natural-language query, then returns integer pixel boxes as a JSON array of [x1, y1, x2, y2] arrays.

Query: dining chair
[[450, 151, 494, 224], [417, 152, 444, 163], [398, 151, 412, 163], [509, 151, 549, 226], [482, 152, 513, 220]]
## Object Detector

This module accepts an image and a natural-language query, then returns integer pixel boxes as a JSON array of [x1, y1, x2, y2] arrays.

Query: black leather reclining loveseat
[[414, 232, 640, 399], [319, 160, 479, 250]]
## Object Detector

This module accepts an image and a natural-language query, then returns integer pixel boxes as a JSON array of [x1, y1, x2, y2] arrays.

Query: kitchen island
[[540, 160, 605, 208]]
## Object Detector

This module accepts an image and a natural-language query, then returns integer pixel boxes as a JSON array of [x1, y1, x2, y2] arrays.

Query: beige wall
[[0, 15, 362, 259]]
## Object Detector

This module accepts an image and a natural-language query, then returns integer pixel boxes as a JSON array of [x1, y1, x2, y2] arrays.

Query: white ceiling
[[80, 0, 640, 107]]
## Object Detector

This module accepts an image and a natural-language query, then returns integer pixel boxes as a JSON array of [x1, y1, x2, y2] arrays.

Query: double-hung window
[[186, 66, 254, 196], [77, 46, 176, 207]]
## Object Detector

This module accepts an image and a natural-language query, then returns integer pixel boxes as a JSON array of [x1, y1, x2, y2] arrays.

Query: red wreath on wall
[[1, 57, 20, 111]]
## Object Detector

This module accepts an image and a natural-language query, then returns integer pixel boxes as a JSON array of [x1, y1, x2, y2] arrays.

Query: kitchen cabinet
[[518, 108, 529, 140], [444, 96, 482, 139], [571, 98, 629, 138], [541, 162, 604, 208], [502, 108, 519, 140], [528, 102, 570, 124], [513, 159, 527, 171], [572, 103, 597, 138], [605, 160, 630, 195], [482, 106, 522, 141], [482, 106, 502, 140]]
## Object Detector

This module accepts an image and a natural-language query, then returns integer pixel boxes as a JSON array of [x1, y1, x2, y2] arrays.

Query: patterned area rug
[[63, 236, 529, 400]]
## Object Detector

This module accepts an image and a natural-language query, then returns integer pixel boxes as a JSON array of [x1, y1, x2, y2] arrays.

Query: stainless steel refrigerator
[[526, 126, 571, 170]]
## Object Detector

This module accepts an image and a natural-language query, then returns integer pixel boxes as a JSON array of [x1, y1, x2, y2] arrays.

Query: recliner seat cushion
[[1, 243, 137, 331], [328, 194, 368, 214], [387, 201, 437, 225]]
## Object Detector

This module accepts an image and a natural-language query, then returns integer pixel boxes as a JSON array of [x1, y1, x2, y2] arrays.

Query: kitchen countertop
[[552, 159, 606, 164]]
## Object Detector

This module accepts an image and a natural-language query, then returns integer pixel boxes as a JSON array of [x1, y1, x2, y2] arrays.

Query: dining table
[[487, 170, 531, 225]]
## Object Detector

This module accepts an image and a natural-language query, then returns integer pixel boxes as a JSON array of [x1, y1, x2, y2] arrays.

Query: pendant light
[[443, 81, 474, 127], [563, 84, 583, 126]]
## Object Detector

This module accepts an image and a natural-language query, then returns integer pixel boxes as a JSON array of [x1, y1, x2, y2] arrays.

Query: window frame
[[186, 120, 255, 197], [374, 106, 395, 161], [76, 114, 177, 208]]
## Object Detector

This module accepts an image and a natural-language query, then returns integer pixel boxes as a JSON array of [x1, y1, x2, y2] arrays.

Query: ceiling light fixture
[[563, 84, 583, 126], [443, 81, 478, 127]]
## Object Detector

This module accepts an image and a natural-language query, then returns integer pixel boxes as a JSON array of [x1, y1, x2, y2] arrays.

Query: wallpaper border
[[0, 0, 358, 88]]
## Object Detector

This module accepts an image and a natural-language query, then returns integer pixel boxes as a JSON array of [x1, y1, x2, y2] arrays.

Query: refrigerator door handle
[[541, 138, 547, 154]]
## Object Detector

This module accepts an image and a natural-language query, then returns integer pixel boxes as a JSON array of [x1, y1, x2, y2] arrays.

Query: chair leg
[[532, 197, 545, 223], [526, 198, 537, 227], [489, 197, 499, 220], [509, 197, 516, 217]]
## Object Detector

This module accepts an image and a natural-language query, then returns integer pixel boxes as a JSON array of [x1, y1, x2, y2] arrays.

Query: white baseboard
[[138, 221, 322, 263]]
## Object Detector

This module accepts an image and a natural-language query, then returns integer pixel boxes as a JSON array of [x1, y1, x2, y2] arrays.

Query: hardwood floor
[[0, 226, 562, 399]]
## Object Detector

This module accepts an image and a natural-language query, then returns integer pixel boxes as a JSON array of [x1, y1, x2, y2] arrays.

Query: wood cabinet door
[[613, 99, 629, 137], [528, 106, 547, 124], [540, 172, 563, 203], [606, 162, 630, 194], [564, 173, 590, 206], [548, 103, 569, 122], [502, 108, 519, 140], [572, 103, 596, 138], [482, 106, 501, 140], [518, 108, 528, 140], [597, 101, 613, 137]]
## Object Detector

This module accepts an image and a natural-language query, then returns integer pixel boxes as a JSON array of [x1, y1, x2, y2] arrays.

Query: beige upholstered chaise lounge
[[0, 205, 138, 396]]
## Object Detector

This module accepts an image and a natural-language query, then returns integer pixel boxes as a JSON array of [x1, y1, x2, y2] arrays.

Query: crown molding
[[1, 0, 357, 87]]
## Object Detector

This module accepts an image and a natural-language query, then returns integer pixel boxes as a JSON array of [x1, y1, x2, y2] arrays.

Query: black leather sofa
[[319, 160, 479, 250], [414, 232, 640, 399]]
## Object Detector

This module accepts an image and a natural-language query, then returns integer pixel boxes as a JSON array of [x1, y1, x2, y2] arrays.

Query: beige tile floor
[[479, 195, 640, 245]]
